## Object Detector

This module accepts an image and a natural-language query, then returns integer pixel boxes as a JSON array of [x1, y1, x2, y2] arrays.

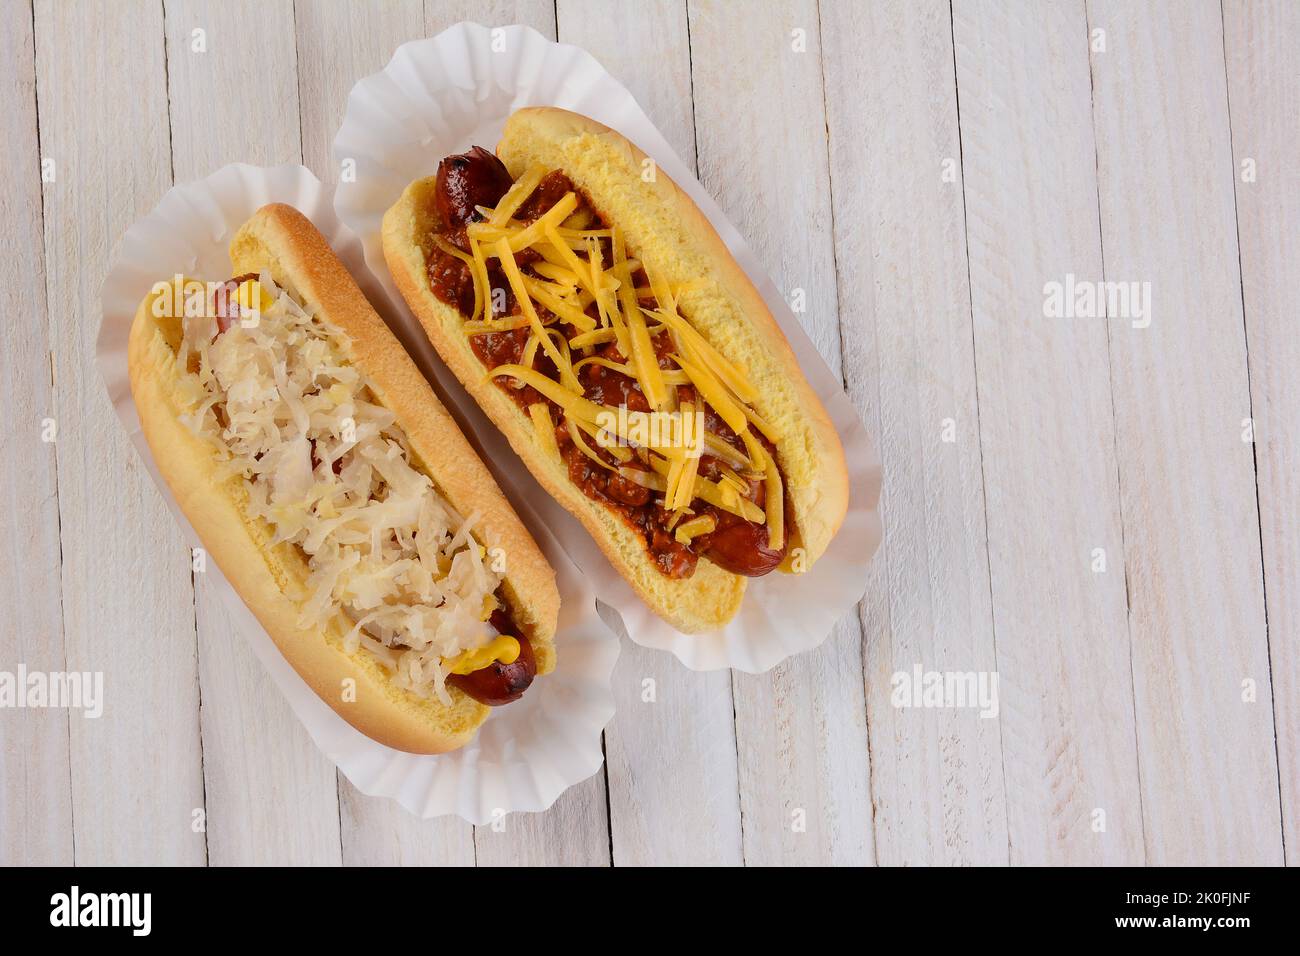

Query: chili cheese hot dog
[[128, 203, 558, 753], [383, 108, 848, 632]]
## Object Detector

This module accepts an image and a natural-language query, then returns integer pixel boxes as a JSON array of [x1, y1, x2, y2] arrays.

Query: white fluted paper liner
[[98, 163, 618, 823], [333, 22, 883, 673]]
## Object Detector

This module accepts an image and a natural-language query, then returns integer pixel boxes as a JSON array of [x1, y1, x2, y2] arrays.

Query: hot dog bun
[[383, 108, 848, 633], [129, 203, 558, 754]]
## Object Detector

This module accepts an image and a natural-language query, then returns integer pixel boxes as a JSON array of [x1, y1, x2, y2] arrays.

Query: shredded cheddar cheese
[[488, 164, 547, 226], [674, 514, 716, 545], [529, 401, 560, 460], [461, 171, 783, 560]]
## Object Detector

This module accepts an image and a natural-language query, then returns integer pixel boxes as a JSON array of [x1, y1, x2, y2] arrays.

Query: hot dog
[[382, 108, 848, 632], [128, 203, 558, 753], [447, 606, 537, 705]]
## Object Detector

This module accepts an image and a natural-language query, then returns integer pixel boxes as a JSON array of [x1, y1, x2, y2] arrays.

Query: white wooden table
[[2, 0, 1295, 866]]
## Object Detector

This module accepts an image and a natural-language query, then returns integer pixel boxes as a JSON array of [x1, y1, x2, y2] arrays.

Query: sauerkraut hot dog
[[383, 108, 848, 632], [128, 203, 558, 754]]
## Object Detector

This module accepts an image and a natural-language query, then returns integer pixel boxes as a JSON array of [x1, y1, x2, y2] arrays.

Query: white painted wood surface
[[1088, 0, 1281, 866], [689, 0, 876, 867], [2, 0, 1294, 866], [824, 0, 1006, 866], [1222, 0, 1300, 859], [32, 0, 207, 867], [0, 0, 73, 867], [952, 0, 1142, 866]]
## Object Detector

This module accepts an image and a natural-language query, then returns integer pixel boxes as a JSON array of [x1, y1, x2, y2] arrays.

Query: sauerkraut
[[176, 273, 504, 702]]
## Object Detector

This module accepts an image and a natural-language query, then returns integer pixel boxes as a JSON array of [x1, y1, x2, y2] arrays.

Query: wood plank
[[687, 0, 873, 865], [555, 0, 744, 866], [821, 0, 1007, 865], [951, 0, 1142, 864], [33, 0, 206, 865], [295, 0, 426, 180], [389, 0, 612, 865], [1087, 0, 1282, 864], [0, 0, 74, 867], [427, 0, 556, 40], [162, 0, 341, 865], [338, 786, 475, 865], [1222, 0, 1300, 864], [293, 0, 477, 864], [471, 783, 611, 866]]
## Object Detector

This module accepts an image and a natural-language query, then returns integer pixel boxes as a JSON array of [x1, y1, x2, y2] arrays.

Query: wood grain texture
[[295, 0, 476, 865], [420, 0, 613, 865], [162, 0, 342, 865], [10, 0, 1293, 867], [0, 0, 74, 867], [471, 782, 611, 866], [1086, 0, 1282, 864], [556, 0, 744, 867], [951, 0, 1142, 865], [821, 0, 1007, 866], [688, 0, 874, 865], [33, 0, 207, 865], [338, 785, 476, 866], [295, 0, 426, 180], [1222, 0, 1300, 863], [426, 0, 556, 38]]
